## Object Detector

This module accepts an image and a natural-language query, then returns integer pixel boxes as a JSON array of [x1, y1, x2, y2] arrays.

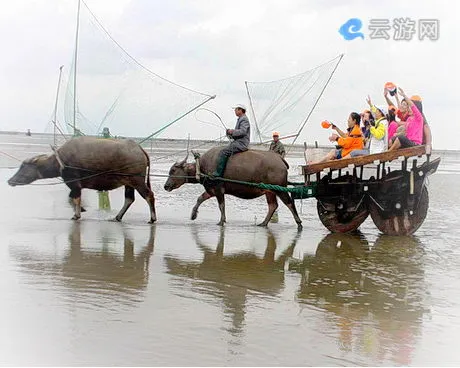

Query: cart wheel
[[369, 185, 429, 236], [317, 199, 369, 233]]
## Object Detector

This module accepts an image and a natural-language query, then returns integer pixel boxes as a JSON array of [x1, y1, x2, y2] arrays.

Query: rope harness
[[4, 146, 315, 198], [8, 160, 314, 197]]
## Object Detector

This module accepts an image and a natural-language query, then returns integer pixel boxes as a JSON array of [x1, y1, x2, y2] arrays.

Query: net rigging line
[[63, 0, 216, 140], [80, 0, 213, 98], [245, 54, 344, 145]]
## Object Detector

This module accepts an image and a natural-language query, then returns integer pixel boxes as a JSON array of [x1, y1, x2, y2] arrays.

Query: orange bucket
[[385, 81, 397, 96]]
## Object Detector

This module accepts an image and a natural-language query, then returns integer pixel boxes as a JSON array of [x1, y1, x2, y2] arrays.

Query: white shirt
[[369, 118, 388, 154]]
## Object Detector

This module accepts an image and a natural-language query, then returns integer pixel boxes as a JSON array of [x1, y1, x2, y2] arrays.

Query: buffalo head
[[8, 154, 50, 186], [164, 155, 189, 192]]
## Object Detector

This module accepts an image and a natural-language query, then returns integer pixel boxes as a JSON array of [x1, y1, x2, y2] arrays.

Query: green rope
[[200, 173, 316, 196]]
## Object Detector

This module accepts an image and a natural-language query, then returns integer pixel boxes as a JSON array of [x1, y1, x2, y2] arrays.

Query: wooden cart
[[290, 146, 441, 235]]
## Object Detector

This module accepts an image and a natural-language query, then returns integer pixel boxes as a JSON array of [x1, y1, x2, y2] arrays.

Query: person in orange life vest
[[308, 112, 363, 164]]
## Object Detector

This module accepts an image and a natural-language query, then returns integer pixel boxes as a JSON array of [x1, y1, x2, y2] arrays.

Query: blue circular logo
[[339, 18, 365, 40]]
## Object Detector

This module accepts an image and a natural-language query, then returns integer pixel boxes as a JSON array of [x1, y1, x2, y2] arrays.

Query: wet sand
[[1, 134, 460, 366]]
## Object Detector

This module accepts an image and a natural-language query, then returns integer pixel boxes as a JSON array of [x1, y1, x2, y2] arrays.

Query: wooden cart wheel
[[317, 198, 369, 233], [369, 185, 429, 236]]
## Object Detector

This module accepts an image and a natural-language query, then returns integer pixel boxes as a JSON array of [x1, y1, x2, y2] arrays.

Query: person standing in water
[[98, 127, 112, 210], [269, 131, 286, 158], [269, 132, 286, 222]]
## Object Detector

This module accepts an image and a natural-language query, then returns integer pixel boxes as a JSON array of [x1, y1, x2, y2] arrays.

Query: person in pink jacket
[[388, 87, 424, 150], [387, 106, 398, 142]]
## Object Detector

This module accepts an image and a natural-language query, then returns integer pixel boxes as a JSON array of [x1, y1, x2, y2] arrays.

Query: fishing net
[[245, 55, 343, 144], [59, 0, 213, 139]]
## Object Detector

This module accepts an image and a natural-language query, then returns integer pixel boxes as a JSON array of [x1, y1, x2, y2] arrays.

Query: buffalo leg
[[115, 186, 135, 222], [191, 191, 213, 220], [277, 192, 303, 230], [215, 189, 226, 226], [135, 182, 157, 224], [68, 194, 86, 212], [69, 187, 82, 220], [258, 192, 278, 227]]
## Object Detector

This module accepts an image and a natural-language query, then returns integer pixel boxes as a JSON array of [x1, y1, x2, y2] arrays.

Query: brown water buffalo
[[163, 147, 303, 229], [7, 136, 156, 223]]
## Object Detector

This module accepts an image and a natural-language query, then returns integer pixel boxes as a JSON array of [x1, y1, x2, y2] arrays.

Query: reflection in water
[[10, 223, 156, 307], [164, 227, 429, 365], [65, 223, 155, 291], [164, 226, 301, 337], [290, 232, 428, 366]]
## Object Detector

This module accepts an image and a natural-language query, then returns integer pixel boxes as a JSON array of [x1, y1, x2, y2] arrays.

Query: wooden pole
[[245, 81, 263, 143], [289, 54, 345, 150], [259, 133, 298, 144], [52, 65, 64, 147], [73, 0, 81, 136]]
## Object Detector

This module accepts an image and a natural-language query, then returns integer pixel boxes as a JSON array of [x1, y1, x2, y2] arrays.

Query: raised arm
[[394, 93, 402, 109], [366, 94, 373, 108], [384, 88, 394, 107], [399, 87, 423, 122], [367, 95, 381, 119], [332, 124, 347, 138], [398, 87, 414, 107]]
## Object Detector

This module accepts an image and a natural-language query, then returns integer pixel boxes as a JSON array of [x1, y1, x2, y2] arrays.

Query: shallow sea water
[[1, 134, 460, 366]]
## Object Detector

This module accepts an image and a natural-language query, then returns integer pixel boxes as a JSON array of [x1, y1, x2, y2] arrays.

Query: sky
[[0, 0, 459, 149]]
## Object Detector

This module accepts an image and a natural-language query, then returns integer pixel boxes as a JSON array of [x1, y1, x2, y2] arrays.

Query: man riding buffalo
[[211, 104, 250, 178]]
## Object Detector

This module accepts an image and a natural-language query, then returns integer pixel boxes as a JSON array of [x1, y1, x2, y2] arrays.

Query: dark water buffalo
[[164, 147, 302, 229], [7, 136, 156, 223]]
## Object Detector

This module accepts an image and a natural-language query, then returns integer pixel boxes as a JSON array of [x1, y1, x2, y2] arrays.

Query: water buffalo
[[163, 147, 303, 229], [7, 136, 156, 223]]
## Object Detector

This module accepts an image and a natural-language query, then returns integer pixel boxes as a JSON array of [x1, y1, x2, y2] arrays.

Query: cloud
[[0, 0, 458, 149]]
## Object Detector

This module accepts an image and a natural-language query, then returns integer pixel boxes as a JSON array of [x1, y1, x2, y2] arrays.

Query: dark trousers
[[213, 144, 247, 177], [219, 144, 247, 157]]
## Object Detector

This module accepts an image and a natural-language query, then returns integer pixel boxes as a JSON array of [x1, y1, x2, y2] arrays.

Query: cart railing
[[302, 145, 427, 175]]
